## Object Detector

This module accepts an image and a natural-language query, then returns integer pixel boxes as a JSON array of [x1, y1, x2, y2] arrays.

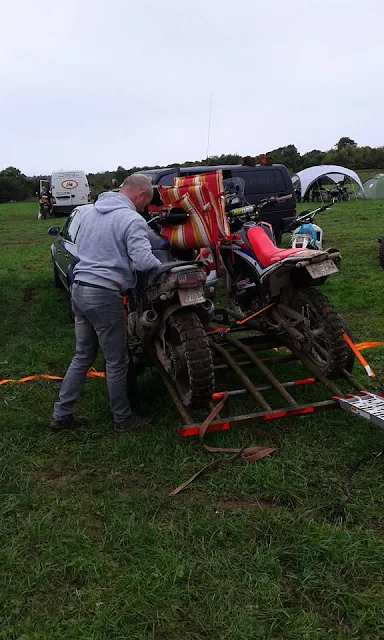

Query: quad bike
[[214, 193, 352, 377], [127, 211, 215, 409]]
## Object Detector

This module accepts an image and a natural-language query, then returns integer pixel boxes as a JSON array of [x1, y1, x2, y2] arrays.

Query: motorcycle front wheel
[[289, 287, 348, 377], [165, 310, 214, 408]]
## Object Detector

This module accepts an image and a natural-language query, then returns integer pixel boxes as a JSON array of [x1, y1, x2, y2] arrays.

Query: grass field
[[1, 200, 384, 640]]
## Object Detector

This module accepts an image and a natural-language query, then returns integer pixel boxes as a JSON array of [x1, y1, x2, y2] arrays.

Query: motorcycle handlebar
[[283, 201, 334, 232], [228, 193, 294, 221], [148, 210, 189, 227]]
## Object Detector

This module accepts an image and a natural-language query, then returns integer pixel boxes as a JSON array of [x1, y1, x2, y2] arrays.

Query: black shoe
[[50, 415, 88, 432], [112, 414, 154, 432]]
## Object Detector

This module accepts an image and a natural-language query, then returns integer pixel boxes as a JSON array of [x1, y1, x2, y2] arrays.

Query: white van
[[48, 170, 90, 216]]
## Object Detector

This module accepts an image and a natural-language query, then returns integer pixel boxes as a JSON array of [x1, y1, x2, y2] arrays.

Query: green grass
[[1, 201, 384, 640]]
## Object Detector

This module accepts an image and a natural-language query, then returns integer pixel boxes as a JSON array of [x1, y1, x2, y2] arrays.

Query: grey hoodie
[[73, 191, 162, 291]]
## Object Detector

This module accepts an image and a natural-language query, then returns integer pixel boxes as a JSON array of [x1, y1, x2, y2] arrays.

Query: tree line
[[1, 138, 383, 203]]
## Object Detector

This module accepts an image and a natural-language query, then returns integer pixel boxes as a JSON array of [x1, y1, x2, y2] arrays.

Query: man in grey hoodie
[[50, 174, 162, 432]]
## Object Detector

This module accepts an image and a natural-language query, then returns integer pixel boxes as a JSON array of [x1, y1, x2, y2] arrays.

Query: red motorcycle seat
[[246, 226, 315, 268]]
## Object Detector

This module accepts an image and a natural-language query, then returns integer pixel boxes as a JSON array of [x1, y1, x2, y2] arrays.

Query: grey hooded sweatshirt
[[73, 191, 162, 292]]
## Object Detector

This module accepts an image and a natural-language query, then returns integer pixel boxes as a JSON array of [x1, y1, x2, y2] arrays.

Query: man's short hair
[[121, 174, 153, 198]]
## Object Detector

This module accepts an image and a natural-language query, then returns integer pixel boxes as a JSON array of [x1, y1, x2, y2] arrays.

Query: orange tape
[[354, 341, 384, 351], [0, 368, 105, 387], [343, 333, 376, 378], [1, 341, 383, 388], [208, 302, 276, 336]]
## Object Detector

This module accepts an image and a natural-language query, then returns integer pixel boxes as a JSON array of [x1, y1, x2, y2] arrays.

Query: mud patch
[[23, 286, 37, 302], [36, 465, 76, 488]]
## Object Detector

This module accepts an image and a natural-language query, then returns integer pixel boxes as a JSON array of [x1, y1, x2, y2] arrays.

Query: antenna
[[206, 93, 213, 162]]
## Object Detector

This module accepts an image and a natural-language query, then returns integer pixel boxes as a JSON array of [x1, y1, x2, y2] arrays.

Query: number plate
[[306, 259, 338, 278], [179, 286, 205, 306]]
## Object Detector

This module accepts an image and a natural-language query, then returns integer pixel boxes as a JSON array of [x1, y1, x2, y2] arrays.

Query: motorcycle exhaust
[[137, 310, 159, 339], [197, 299, 215, 325]]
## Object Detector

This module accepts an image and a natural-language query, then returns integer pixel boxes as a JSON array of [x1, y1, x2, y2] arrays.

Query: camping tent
[[292, 165, 364, 199], [358, 174, 384, 199]]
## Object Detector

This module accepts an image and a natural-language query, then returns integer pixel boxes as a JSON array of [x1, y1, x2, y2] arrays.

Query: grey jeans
[[52, 282, 131, 425]]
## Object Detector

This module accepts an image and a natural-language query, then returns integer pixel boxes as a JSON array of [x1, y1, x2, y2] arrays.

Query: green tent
[[360, 174, 384, 199]]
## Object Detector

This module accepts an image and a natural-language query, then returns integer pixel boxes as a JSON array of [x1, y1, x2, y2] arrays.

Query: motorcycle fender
[[158, 303, 184, 346], [266, 268, 291, 298]]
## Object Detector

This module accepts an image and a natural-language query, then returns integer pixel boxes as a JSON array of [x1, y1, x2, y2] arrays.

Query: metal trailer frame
[[156, 324, 379, 437]]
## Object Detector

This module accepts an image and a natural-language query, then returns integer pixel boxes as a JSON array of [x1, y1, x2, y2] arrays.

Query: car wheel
[[53, 261, 64, 289]]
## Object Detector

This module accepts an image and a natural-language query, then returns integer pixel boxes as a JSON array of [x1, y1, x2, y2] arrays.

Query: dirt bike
[[284, 202, 336, 249], [283, 201, 342, 270], [216, 194, 349, 377], [38, 196, 51, 220], [127, 211, 215, 409], [328, 184, 349, 204]]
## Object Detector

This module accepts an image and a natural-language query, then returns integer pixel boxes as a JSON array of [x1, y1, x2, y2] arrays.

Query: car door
[[56, 209, 81, 285], [54, 216, 71, 282]]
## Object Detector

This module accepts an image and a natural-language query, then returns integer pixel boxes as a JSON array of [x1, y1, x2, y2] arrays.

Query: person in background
[[50, 174, 162, 433]]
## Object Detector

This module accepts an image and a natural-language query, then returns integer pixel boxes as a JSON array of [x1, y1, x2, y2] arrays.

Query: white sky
[[0, 0, 383, 175]]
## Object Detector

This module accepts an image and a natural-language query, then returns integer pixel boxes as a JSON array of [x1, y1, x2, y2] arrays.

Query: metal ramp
[[339, 392, 384, 430]]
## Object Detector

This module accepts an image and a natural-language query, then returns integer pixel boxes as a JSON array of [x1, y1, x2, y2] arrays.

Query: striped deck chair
[[158, 170, 230, 250]]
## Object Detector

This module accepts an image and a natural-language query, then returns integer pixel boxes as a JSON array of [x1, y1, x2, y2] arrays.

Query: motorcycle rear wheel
[[165, 311, 214, 408], [289, 287, 348, 377]]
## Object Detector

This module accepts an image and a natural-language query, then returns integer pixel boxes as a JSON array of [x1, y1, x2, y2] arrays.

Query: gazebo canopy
[[292, 165, 364, 198]]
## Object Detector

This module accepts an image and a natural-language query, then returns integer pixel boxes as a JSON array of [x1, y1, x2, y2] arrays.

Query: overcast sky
[[0, 0, 382, 176]]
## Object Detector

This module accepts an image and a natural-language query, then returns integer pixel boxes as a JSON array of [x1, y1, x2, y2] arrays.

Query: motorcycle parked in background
[[285, 203, 334, 251], [329, 184, 349, 204], [38, 195, 52, 219]]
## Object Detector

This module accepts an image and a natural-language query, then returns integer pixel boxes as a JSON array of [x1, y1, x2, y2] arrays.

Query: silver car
[[48, 206, 86, 290]]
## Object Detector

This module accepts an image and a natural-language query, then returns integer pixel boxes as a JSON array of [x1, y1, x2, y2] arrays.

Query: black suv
[[139, 163, 296, 238]]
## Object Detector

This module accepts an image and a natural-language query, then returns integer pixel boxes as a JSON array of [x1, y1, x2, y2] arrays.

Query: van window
[[232, 169, 278, 195]]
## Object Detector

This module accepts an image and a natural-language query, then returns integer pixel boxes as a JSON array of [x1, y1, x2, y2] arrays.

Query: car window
[[63, 210, 81, 243], [275, 170, 288, 192], [232, 169, 277, 195], [60, 217, 71, 239]]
